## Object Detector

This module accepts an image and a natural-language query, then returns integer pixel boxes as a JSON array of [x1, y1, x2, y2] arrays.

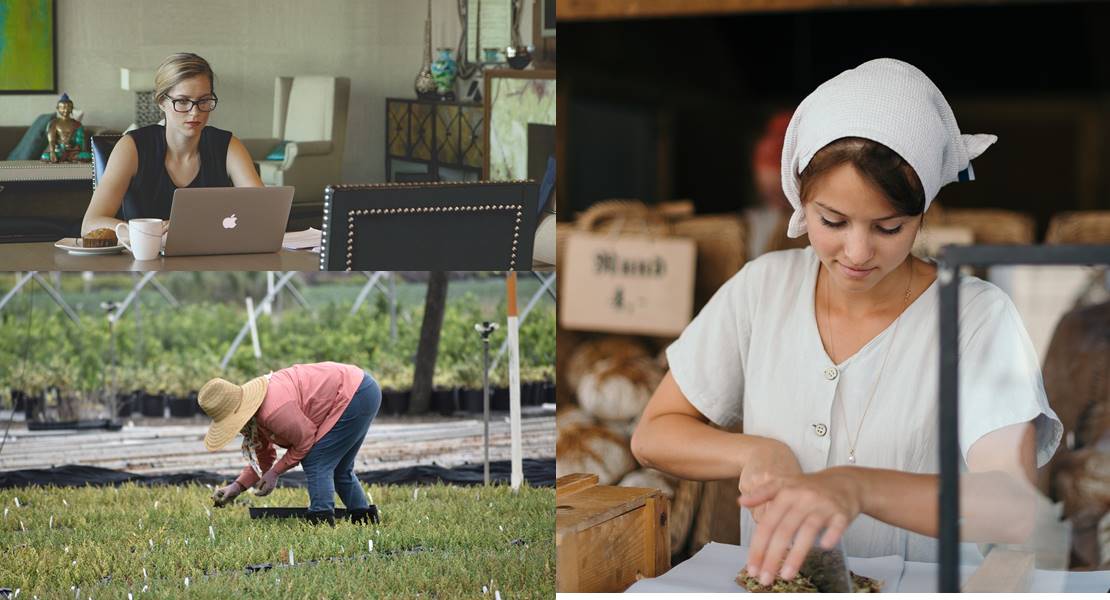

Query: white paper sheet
[[282, 227, 322, 250], [897, 560, 1109, 593], [625, 543, 1110, 593], [624, 542, 904, 593]]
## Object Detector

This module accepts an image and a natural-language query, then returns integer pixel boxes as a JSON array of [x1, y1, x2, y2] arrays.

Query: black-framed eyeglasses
[[168, 96, 218, 113]]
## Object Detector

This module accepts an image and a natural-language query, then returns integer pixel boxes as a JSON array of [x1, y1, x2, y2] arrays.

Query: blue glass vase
[[430, 48, 458, 96]]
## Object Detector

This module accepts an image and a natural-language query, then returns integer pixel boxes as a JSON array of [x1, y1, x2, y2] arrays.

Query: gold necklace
[[825, 259, 913, 464]]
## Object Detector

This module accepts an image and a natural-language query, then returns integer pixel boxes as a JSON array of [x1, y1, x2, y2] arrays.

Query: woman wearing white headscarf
[[631, 59, 1062, 586]]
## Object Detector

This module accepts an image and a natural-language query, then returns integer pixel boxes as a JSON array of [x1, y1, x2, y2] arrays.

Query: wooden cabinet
[[385, 98, 483, 182], [556, 473, 670, 593]]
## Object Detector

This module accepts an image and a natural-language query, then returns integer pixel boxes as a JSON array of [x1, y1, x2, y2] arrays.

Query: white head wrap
[[781, 58, 997, 238]]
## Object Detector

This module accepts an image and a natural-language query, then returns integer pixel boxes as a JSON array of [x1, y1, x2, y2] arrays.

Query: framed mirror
[[456, 0, 516, 77]]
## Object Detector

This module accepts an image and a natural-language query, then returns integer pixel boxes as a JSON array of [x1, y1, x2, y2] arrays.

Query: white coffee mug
[[115, 219, 164, 261]]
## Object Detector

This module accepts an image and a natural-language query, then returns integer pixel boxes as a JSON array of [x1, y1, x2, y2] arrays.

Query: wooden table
[[0, 241, 320, 271]]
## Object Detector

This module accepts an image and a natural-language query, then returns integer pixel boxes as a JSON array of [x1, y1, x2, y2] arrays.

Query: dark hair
[[799, 137, 925, 217]]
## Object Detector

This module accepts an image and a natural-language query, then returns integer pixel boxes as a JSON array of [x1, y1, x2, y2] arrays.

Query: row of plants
[[0, 290, 555, 418], [0, 481, 555, 597]]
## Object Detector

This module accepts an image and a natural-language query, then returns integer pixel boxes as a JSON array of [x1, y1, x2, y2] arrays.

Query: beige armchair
[[242, 76, 351, 214]]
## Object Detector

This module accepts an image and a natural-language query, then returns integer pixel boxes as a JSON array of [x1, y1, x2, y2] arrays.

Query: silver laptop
[[162, 186, 294, 256]]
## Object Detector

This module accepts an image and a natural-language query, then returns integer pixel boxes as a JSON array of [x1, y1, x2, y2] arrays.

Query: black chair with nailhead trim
[[319, 180, 539, 271]]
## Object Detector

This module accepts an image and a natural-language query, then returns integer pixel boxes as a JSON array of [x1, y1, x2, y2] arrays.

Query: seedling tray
[[249, 507, 348, 519], [27, 419, 123, 431], [248, 505, 379, 523]]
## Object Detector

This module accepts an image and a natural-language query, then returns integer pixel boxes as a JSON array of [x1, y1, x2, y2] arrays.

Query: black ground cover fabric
[[0, 458, 555, 489]]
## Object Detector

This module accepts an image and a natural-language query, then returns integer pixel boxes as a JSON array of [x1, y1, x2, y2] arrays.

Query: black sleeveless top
[[121, 124, 233, 220]]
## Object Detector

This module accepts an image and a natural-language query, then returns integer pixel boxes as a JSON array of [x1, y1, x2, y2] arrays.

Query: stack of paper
[[282, 227, 322, 251]]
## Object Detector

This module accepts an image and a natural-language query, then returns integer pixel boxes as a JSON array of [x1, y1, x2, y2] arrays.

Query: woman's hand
[[739, 438, 803, 522], [255, 469, 280, 496], [740, 467, 864, 587], [212, 481, 243, 507]]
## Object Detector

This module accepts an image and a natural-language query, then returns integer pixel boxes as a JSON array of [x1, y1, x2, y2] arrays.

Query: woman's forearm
[[848, 467, 938, 537], [848, 466, 1038, 545], [631, 413, 779, 481]]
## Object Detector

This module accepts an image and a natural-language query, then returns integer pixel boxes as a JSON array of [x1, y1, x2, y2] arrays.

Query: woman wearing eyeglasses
[[80, 52, 263, 235]]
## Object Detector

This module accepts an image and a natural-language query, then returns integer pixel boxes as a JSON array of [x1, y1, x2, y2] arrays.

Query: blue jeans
[[301, 373, 380, 512]]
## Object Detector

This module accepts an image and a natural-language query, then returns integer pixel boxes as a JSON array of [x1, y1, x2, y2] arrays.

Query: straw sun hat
[[199, 376, 269, 451]]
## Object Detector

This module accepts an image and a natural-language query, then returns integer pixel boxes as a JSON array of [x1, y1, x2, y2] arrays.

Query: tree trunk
[[410, 271, 448, 414]]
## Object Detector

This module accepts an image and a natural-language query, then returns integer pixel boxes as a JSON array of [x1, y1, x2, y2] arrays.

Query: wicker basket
[[1045, 211, 1110, 244], [932, 207, 1036, 245], [671, 214, 747, 310], [574, 199, 670, 236]]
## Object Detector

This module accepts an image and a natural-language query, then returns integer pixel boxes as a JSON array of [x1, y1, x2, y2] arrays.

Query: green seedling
[[1, 482, 554, 598]]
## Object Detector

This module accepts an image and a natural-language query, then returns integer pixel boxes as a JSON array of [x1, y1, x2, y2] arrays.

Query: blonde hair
[[153, 52, 215, 103]]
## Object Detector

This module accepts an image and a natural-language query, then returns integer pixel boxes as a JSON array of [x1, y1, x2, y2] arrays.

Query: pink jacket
[[235, 362, 365, 488]]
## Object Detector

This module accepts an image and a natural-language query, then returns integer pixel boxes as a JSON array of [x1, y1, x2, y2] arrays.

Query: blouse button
[[812, 423, 829, 437], [823, 366, 839, 380]]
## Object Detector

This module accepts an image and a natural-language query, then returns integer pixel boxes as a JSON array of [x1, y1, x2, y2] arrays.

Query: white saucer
[[54, 238, 125, 255]]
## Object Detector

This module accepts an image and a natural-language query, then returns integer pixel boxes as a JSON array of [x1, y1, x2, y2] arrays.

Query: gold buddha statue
[[41, 93, 91, 163]]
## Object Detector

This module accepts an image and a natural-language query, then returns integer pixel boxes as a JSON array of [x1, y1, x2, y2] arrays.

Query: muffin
[[81, 228, 118, 248]]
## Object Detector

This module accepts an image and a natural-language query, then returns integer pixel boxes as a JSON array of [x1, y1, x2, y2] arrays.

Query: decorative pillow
[[265, 141, 288, 161], [6, 113, 53, 160]]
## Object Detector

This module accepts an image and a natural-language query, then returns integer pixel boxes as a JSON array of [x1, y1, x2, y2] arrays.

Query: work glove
[[255, 469, 280, 496], [212, 481, 243, 507]]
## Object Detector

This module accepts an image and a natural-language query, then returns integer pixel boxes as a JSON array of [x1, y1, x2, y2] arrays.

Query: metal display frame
[[935, 244, 1110, 592]]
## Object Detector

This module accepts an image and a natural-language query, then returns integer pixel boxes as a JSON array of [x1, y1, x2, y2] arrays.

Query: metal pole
[[101, 301, 119, 420], [507, 272, 522, 492], [491, 271, 555, 372], [265, 272, 274, 316], [30, 273, 80, 324], [937, 261, 960, 593], [0, 273, 79, 325], [350, 272, 387, 315], [389, 273, 398, 341], [110, 272, 159, 323], [483, 327, 490, 486], [146, 276, 179, 308], [531, 270, 556, 302], [476, 320, 498, 486], [221, 271, 299, 370], [135, 273, 143, 363]]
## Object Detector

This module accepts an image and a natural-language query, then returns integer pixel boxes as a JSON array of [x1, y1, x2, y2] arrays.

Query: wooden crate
[[556, 473, 670, 592]]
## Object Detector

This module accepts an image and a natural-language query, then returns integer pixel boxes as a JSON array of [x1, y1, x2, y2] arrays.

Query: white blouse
[[665, 247, 1062, 562]]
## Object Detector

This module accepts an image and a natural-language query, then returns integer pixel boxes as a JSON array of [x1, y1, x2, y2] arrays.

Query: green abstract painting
[[0, 0, 56, 93]]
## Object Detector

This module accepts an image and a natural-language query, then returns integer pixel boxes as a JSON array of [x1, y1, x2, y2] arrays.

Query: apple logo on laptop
[[222, 214, 238, 229]]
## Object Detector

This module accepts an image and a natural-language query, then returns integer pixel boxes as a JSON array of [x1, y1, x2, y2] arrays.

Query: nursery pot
[[23, 395, 44, 421], [116, 392, 136, 417], [431, 388, 458, 417], [460, 388, 484, 414], [524, 381, 543, 406], [168, 395, 197, 418], [10, 389, 25, 413], [140, 393, 166, 418], [543, 382, 555, 405], [381, 389, 410, 416], [491, 386, 510, 411]]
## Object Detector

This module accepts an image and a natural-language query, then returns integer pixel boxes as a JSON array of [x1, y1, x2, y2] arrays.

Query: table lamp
[[119, 67, 160, 131]]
